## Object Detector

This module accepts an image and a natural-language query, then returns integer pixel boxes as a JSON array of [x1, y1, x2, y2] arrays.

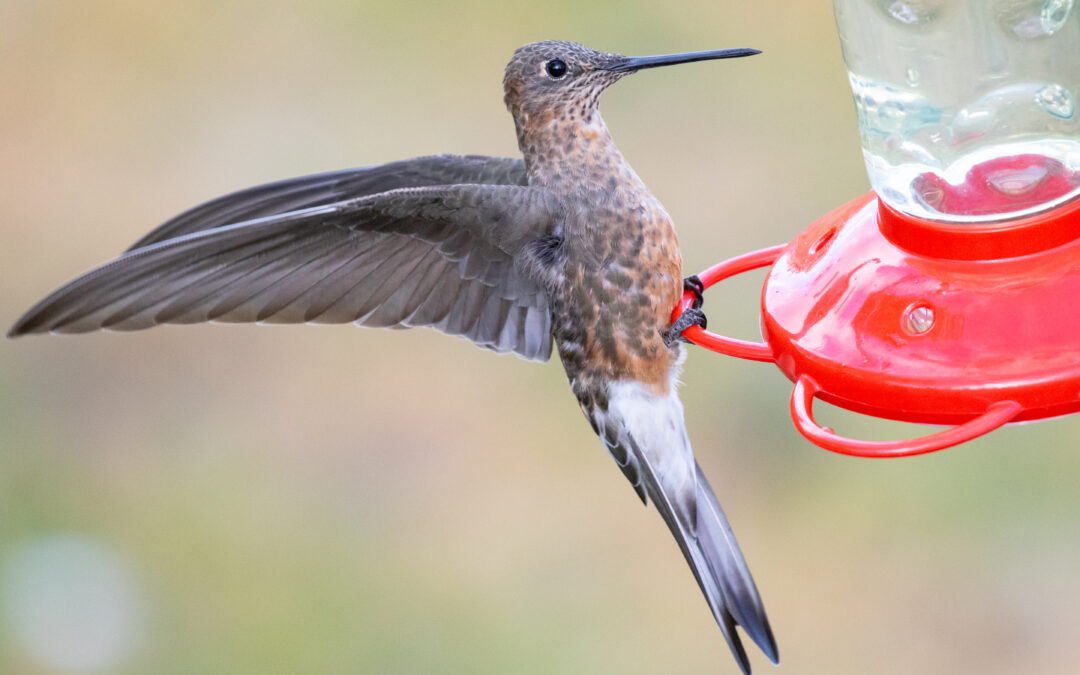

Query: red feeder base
[[675, 192, 1080, 457]]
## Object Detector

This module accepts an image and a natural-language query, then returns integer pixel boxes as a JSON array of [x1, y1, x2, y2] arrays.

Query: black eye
[[545, 59, 568, 79]]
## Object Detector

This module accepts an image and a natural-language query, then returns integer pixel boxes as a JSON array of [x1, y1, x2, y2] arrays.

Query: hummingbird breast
[[520, 110, 684, 401], [550, 191, 683, 402]]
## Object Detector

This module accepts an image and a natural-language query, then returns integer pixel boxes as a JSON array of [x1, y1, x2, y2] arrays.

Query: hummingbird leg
[[666, 275, 708, 347]]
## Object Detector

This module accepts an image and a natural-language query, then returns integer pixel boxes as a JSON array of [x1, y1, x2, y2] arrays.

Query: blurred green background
[[2, 2, 1078, 674]]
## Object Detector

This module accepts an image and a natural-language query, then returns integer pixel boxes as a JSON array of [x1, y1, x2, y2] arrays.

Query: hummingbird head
[[503, 40, 760, 129]]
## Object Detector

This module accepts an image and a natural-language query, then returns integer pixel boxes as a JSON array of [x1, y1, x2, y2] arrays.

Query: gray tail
[[593, 391, 778, 673], [639, 454, 778, 674]]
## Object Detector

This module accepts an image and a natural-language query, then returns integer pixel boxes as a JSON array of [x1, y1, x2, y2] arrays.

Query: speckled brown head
[[503, 40, 760, 140]]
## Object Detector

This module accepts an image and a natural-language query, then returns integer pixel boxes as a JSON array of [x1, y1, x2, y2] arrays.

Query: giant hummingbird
[[10, 40, 777, 673]]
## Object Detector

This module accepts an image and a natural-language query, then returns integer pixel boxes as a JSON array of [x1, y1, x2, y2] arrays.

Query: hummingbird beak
[[603, 48, 760, 73]]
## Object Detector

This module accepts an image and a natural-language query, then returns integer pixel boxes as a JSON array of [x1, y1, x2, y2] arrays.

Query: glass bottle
[[834, 0, 1080, 221]]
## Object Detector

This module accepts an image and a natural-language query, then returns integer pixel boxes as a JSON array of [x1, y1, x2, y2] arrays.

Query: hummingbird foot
[[666, 307, 707, 347], [664, 275, 707, 347], [684, 274, 705, 309]]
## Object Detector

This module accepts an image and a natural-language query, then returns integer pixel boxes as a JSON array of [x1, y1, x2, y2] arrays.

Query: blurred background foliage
[[1, 1, 1078, 673]]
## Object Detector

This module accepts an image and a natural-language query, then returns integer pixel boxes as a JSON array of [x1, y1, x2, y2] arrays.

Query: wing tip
[[8, 313, 43, 338]]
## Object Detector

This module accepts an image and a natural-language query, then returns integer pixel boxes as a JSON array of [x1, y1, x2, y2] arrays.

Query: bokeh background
[[2, 2, 1079, 674]]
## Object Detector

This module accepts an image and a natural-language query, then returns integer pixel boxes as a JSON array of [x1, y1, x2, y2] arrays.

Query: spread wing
[[10, 184, 562, 361], [127, 154, 527, 250]]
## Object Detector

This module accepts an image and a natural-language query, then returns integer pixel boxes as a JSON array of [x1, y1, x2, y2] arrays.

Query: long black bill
[[604, 48, 760, 73]]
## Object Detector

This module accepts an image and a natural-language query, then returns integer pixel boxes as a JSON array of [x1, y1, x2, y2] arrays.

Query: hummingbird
[[10, 41, 777, 673]]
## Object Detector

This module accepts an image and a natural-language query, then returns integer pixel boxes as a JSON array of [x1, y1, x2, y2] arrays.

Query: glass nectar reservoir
[[834, 0, 1080, 221]]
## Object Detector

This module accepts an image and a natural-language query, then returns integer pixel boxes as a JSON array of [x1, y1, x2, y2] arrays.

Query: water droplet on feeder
[[878, 0, 945, 25], [1041, 0, 1074, 35], [1035, 83, 1075, 119]]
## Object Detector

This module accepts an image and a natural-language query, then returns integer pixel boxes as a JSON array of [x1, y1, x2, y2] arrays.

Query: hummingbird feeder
[[675, 0, 1080, 457]]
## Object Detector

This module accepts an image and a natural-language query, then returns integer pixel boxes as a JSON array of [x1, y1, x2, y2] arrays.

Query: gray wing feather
[[10, 185, 561, 361], [127, 155, 527, 250]]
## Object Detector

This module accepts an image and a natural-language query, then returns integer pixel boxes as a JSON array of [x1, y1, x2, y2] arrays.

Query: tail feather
[[694, 463, 779, 664], [632, 438, 778, 673], [595, 381, 777, 673], [633, 446, 752, 673]]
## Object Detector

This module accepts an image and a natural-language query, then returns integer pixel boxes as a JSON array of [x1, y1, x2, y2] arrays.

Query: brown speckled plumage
[[505, 41, 683, 398], [10, 40, 774, 674]]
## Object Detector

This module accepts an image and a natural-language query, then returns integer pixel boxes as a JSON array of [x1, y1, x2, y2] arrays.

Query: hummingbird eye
[[545, 59, 568, 79]]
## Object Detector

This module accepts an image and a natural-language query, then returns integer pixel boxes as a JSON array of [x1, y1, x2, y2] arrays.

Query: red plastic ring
[[877, 184, 1080, 261], [790, 375, 1024, 458], [673, 244, 786, 362]]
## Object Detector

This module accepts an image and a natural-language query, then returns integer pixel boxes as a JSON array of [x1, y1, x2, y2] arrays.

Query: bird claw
[[667, 307, 707, 347], [666, 275, 708, 346], [665, 274, 708, 346], [684, 274, 705, 310]]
